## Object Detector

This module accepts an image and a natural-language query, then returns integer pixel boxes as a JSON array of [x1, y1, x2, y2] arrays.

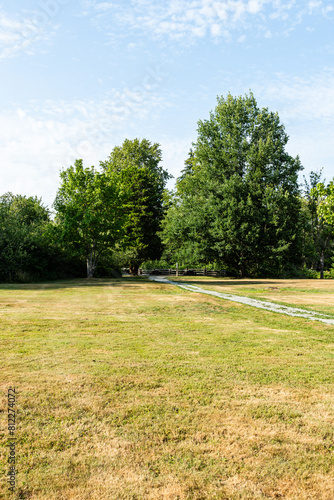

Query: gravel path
[[148, 275, 334, 326]]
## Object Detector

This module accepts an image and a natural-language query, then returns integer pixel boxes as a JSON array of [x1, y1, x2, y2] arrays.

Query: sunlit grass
[[172, 277, 334, 316], [1, 277, 334, 499]]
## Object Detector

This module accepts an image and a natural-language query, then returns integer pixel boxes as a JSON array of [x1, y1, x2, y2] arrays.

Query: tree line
[[1, 92, 334, 282]]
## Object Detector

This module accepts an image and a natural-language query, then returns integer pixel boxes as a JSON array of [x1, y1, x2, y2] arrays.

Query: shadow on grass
[[0, 276, 289, 291], [170, 279, 280, 287], [0, 276, 150, 291]]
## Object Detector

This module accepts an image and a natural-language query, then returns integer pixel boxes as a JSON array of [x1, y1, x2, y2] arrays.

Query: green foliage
[[0, 193, 51, 281], [53, 159, 123, 278], [140, 258, 173, 269], [101, 138, 171, 274], [301, 171, 333, 275], [92, 247, 122, 278], [0, 192, 87, 282], [312, 179, 334, 225], [2, 122, 331, 281], [162, 92, 303, 276]]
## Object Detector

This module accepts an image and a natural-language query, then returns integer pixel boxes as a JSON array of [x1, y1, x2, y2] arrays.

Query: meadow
[[0, 277, 334, 499]]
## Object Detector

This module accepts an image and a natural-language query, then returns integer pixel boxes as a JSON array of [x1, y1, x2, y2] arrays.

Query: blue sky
[[1, 0, 333, 208]]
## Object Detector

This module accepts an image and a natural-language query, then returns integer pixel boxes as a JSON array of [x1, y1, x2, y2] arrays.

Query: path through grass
[[149, 276, 334, 324]]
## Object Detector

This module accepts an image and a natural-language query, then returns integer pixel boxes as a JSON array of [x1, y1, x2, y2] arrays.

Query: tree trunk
[[129, 264, 139, 275], [320, 250, 324, 279], [87, 243, 99, 278], [87, 255, 93, 278]]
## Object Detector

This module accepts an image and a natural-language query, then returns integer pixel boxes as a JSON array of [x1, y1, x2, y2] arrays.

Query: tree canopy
[[0, 193, 51, 281], [2, 101, 334, 282], [53, 159, 123, 278], [312, 181, 334, 226], [162, 92, 303, 276], [101, 138, 170, 274]]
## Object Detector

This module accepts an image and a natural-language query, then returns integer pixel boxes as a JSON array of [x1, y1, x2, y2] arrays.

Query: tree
[[311, 179, 334, 278], [101, 138, 170, 275], [162, 92, 303, 276], [0, 193, 51, 281], [312, 180, 334, 225], [300, 171, 333, 278], [53, 159, 123, 278]]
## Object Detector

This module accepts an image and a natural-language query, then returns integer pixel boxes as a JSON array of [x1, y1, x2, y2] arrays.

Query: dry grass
[[0, 277, 334, 499], [173, 277, 334, 316]]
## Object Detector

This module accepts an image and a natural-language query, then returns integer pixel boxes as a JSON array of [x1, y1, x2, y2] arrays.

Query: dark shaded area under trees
[[1, 93, 334, 282]]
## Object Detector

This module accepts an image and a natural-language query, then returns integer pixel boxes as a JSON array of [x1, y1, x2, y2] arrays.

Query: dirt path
[[148, 276, 334, 325]]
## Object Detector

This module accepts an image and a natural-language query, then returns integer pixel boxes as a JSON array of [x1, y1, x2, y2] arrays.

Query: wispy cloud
[[253, 68, 334, 175], [307, 0, 333, 15], [85, 0, 333, 43], [0, 11, 48, 59], [0, 6, 60, 60], [0, 85, 169, 206], [257, 69, 334, 122]]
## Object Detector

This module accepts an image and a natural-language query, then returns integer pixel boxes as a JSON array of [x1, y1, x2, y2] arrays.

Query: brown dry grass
[[0, 277, 334, 499]]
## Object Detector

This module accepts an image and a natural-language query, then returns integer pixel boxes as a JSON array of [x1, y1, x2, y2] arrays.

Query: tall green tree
[[312, 179, 334, 225], [162, 92, 303, 276], [101, 138, 170, 275], [53, 159, 123, 278], [311, 178, 334, 277], [301, 171, 333, 277], [0, 193, 51, 281]]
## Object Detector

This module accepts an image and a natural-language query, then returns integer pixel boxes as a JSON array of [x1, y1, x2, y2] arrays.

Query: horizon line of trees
[[1, 92, 334, 283]]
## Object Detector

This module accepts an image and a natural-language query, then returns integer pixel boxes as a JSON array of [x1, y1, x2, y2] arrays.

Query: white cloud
[[257, 69, 334, 121], [253, 69, 334, 178], [308, 0, 322, 10], [211, 23, 222, 36], [87, 0, 332, 43], [94, 2, 115, 11], [301, 1, 334, 18], [0, 8, 56, 60], [269, 1, 295, 21], [247, 0, 263, 14], [324, 5, 334, 14], [0, 88, 169, 207], [86, 0, 263, 42]]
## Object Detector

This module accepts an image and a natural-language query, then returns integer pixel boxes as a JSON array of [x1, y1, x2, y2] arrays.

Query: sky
[[1, 0, 333, 209]]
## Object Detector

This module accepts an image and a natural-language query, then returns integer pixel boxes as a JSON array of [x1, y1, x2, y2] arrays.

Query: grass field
[[0, 277, 334, 499]]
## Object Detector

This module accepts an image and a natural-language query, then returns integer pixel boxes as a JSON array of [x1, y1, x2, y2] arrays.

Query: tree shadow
[[170, 279, 282, 287], [0, 276, 149, 291], [0, 276, 290, 291]]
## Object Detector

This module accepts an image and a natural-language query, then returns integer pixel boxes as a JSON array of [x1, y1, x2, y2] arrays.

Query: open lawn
[[0, 277, 334, 499]]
